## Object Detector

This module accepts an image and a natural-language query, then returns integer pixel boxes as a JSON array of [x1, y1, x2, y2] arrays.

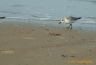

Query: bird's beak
[[58, 22, 61, 24]]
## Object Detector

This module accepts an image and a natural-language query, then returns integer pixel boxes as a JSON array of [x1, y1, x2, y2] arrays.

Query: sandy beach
[[0, 21, 96, 65]]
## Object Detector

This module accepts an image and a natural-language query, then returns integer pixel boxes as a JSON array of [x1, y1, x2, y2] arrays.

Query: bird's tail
[[77, 17, 82, 19]]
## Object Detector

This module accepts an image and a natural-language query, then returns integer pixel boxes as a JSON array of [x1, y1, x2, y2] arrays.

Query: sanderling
[[58, 16, 81, 29]]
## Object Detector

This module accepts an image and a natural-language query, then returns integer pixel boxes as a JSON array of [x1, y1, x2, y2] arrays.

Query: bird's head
[[58, 22, 62, 24], [58, 18, 64, 24]]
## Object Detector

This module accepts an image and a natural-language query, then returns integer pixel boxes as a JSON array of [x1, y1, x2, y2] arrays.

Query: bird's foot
[[66, 27, 72, 30]]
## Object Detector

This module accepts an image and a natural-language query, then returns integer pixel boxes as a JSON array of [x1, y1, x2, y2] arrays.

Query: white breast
[[64, 18, 70, 23], [60, 17, 74, 24]]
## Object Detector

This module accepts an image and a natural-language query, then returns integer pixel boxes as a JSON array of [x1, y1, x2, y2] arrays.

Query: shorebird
[[58, 16, 81, 29]]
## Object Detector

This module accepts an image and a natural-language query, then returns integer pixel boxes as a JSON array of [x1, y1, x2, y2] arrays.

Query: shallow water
[[0, 0, 96, 30], [0, 0, 96, 19]]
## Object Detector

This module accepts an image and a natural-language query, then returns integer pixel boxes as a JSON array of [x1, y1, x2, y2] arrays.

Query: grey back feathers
[[65, 16, 81, 21]]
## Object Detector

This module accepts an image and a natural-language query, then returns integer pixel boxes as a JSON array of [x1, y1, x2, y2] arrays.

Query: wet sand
[[0, 21, 96, 65]]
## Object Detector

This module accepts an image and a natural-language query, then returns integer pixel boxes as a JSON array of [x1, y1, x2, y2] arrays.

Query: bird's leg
[[70, 24, 72, 29], [66, 24, 70, 30], [66, 24, 72, 30]]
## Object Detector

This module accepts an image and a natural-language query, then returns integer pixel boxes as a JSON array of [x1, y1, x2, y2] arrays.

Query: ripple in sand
[[0, 50, 15, 54], [68, 59, 93, 64], [23, 37, 36, 40], [48, 32, 62, 36]]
